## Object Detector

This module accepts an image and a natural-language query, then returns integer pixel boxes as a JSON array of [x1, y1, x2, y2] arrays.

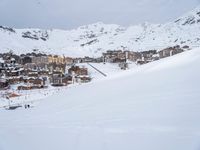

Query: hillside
[[0, 48, 200, 150], [1, 6, 200, 57]]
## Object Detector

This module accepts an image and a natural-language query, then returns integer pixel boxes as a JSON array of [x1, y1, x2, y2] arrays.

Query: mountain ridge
[[0, 6, 200, 57]]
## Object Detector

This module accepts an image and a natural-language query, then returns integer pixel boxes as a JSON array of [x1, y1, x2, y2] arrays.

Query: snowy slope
[[1, 6, 200, 57], [0, 48, 200, 150]]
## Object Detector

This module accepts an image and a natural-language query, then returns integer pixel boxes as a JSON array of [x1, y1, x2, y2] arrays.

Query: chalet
[[82, 57, 95, 63], [17, 85, 44, 90], [1, 53, 24, 64], [48, 55, 65, 64], [48, 63, 66, 74], [136, 55, 155, 65], [135, 50, 157, 63], [0, 58, 5, 73], [0, 58, 4, 65], [152, 53, 160, 61], [127, 51, 141, 62], [27, 70, 39, 77], [73, 58, 83, 64], [18, 77, 46, 90], [6, 70, 17, 77], [18, 86, 31, 90], [5, 67, 24, 77], [0, 52, 91, 90], [7, 77, 24, 84], [76, 76, 91, 83], [103, 50, 128, 63], [3, 57, 16, 65], [38, 70, 49, 76], [24, 63, 47, 71], [159, 46, 184, 58], [51, 74, 63, 86], [141, 50, 157, 58], [24, 63, 37, 70], [26, 77, 45, 86], [21, 53, 48, 65], [32, 56, 48, 64], [63, 75, 72, 84], [0, 78, 9, 90], [13, 55, 21, 64], [182, 45, 190, 50], [8, 68, 24, 77], [21, 56, 32, 65], [65, 57, 74, 65], [0, 52, 20, 63], [81, 76, 91, 83], [94, 57, 103, 63], [68, 66, 88, 76], [50, 73, 71, 86]]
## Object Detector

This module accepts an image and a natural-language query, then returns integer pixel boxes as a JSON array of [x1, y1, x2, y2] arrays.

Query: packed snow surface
[[0, 48, 200, 150]]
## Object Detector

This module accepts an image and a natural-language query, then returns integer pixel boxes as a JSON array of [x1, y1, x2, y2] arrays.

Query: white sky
[[0, 0, 199, 29]]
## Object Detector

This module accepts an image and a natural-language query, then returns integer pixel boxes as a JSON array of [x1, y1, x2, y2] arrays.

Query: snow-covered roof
[[0, 58, 4, 63]]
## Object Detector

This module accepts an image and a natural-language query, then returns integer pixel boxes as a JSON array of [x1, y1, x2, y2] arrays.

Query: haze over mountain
[[0, 0, 199, 29]]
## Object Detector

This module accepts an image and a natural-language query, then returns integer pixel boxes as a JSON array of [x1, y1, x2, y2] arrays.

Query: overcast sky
[[0, 0, 199, 29]]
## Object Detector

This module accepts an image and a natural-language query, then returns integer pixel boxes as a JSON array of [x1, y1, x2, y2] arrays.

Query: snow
[[0, 62, 129, 108], [0, 48, 200, 150], [0, 86, 60, 108], [75, 62, 137, 80], [1, 7, 200, 57]]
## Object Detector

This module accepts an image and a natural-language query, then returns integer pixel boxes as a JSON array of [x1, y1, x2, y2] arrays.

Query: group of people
[[24, 104, 31, 109]]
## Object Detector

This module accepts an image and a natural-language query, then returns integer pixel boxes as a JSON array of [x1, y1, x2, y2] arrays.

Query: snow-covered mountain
[[1, 6, 200, 57]]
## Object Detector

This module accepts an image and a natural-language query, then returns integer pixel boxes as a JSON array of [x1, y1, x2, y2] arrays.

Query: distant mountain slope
[[0, 6, 200, 57]]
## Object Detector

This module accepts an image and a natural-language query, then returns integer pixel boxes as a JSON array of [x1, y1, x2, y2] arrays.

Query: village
[[0, 45, 188, 109]]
